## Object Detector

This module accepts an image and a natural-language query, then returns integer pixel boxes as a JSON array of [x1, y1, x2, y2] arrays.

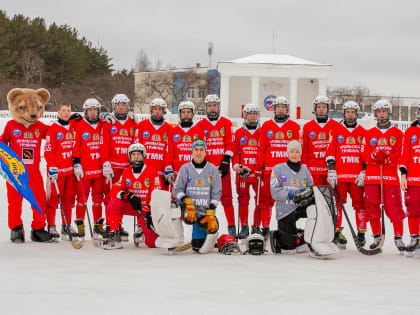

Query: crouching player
[[103, 143, 162, 249], [173, 139, 222, 252]]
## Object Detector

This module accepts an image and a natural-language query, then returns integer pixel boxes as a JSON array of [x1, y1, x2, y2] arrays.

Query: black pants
[[276, 207, 307, 250]]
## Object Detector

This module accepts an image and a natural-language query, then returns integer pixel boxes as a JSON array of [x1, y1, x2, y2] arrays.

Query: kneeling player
[[103, 143, 162, 249], [173, 139, 222, 252]]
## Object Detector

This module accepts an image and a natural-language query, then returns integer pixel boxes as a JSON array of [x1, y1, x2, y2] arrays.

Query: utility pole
[[208, 42, 214, 67]]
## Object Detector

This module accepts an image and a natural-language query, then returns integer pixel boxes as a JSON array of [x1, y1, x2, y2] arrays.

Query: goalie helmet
[[217, 234, 241, 255], [246, 233, 265, 255], [128, 143, 146, 160], [178, 100, 195, 115], [149, 98, 168, 114]]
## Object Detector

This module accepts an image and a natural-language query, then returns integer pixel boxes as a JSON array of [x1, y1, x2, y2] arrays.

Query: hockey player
[[72, 98, 107, 241], [195, 95, 235, 236], [44, 103, 81, 241], [399, 103, 420, 256], [103, 143, 162, 249], [254, 96, 300, 239], [326, 101, 367, 248], [232, 103, 261, 239], [101, 93, 136, 240], [173, 139, 222, 252], [1, 92, 51, 242], [135, 98, 172, 190], [362, 99, 405, 252], [270, 140, 313, 253], [301, 96, 341, 186], [164, 100, 205, 184]]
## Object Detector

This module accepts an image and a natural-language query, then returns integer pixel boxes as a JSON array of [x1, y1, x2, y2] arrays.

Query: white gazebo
[[217, 54, 332, 120]]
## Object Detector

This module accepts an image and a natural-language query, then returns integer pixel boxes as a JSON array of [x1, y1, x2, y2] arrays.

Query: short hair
[[58, 103, 71, 111]]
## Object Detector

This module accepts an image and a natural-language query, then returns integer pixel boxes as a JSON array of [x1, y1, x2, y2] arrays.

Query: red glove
[[372, 147, 391, 164], [254, 164, 264, 178]]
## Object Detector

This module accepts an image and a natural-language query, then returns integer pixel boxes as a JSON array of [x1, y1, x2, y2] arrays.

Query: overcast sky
[[3, 0, 420, 97]]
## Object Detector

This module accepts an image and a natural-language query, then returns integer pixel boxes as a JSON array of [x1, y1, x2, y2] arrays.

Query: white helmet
[[83, 98, 101, 110], [373, 99, 392, 114], [178, 101, 195, 115], [343, 101, 360, 112], [204, 94, 220, 105], [128, 143, 146, 159], [243, 103, 259, 116], [313, 95, 331, 111], [246, 233, 265, 255], [272, 96, 289, 108], [149, 98, 167, 114], [112, 94, 130, 107]]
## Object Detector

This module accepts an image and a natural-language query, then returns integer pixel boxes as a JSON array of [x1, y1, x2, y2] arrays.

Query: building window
[[198, 88, 206, 99], [187, 88, 195, 98]]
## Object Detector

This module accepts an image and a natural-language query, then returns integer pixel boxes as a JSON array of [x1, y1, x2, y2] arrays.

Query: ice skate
[[369, 234, 383, 250], [61, 224, 78, 241], [357, 230, 366, 247], [227, 225, 236, 238], [10, 225, 25, 243], [119, 224, 129, 242], [405, 235, 420, 258], [48, 225, 60, 242], [238, 226, 249, 239], [102, 230, 122, 250], [394, 236, 406, 255], [93, 218, 107, 240], [333, 228, 347, 249], [133, 224, 145, 247], [262, 227, 270, 241], [74, 219, 85, 241], [31, 228, 51, 242]]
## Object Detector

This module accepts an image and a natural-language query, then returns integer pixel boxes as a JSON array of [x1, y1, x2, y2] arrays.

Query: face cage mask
[[219, 242, 241, 255], [247, 239, 265, 255]]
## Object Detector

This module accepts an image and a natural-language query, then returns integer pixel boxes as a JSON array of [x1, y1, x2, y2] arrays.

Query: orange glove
[[182, 197, 196, 224], [199, 209, 219, 234]]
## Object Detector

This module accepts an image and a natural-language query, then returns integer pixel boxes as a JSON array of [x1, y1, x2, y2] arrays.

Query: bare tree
[[136, 49, 152, 72], [17, 49, 45, 85]]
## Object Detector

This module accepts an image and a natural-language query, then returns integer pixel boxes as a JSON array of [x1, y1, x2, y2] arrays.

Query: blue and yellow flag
[[0, 142, 42, 214]]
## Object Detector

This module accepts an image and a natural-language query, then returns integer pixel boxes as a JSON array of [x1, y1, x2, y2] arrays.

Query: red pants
[[75, 177, 104, 222], [312, 174, 328, 186], [256, 175, 273, 228], [404, 186, 420, 235], [221, 174, 235, 226], [106, 198, 157, 248], [235, 179, 259, 226], [46, 174, 77, 226], [103, 168, 124, 205], [7, 170, 46, 230], [334, 182, 366, 231]]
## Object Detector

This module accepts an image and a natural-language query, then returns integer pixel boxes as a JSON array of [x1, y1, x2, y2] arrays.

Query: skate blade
[[309, 252, 331, 260], [11, 239, 25, 244], [49, 237, 60, 243], [406, 251, 415, 258], [336, 243, 347, 250], [103, 245, 123, 250], [121, 236, 129, 242]]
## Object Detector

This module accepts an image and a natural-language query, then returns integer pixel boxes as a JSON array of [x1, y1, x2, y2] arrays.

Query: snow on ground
[[1, 118, 419, 315]]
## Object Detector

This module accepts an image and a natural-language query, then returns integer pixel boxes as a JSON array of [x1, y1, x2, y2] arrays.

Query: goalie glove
[[122, 192, 142, 211], [293, 187, 315, 208], [199, 209, 219, 234], [181, 197, 197, 224]]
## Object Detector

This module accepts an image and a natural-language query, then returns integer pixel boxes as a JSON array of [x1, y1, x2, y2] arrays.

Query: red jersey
[[44, 121, 77, 176], [301, 119, 341, 175], [110, 165, 162, 213], [362, 125, 403, 185], [0, 120, 48, 173], [195, 116, 234, 167], [233, 126, 260, 182], [72, 119, 103, 179], [326, 123, 366, 182], [135, 119, 172, 176], [400, 125, 420, 186], [165, 125, 205, 172], [256, 119, 300, 175], [101, 119, 136, 169]]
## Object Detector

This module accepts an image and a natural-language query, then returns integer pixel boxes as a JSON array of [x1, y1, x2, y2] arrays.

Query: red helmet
[[217, 234, 241, 255]]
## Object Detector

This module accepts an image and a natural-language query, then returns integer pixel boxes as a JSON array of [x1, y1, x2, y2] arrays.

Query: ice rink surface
[[1, 118, 419, 315]]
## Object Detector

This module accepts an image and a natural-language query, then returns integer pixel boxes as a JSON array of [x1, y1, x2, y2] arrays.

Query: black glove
[[293, 187, 314, 208], [122, 192, 141, 210], [145, 212, 153, 229], [218, 154, 231, 177], [69, 113, 82, 121], [238, 165, 251, 180]]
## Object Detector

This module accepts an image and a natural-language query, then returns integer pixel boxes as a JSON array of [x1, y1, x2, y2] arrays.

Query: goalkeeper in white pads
[[173, 139, 222, 252], [270, 140, 339, 257]]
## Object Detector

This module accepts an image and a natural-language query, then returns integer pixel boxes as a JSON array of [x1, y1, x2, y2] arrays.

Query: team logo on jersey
[[183, 135, 192, 142], [126, 178, 132, 187], [82, 132, 90, 140], [144, 178, 150, 187], [143, 131, 149, 139], [220, 128, 225, 136], [240, 137, 246, 145], [267, 130, 274, 139], [346, 137, 355, 144], [248, 139, 258, 146], [194, 134, 199, 140], [195, 178, 205, 186], [280, 175, 287, 183], [34, 129, 40, 138], [66, 132, 73, 140], [290, 179, 299, 186], [111, 126, 118, 134], [23, 132, 33, 139], [378, 138, 387, 145], [120, 129, 128, 136], [12, 129, 21, 137], [210, 130, 219, 137], [370, 137, 377, 146], [187, 175, 192, 183], [204, 130, 209, 136], [390, 136, 396, 146], [56, 132, 64, 141], [152, 134, 161, 141], [309, 131, 316, 139], [93, 133, 100, 141], [133, 182, 142, 189], [302, 178, 307, 187], [358, 136, 363, 144], [208, 176, 212, 184], [154, 177, 160, 186], [46, 135, 50, 144], [338, 135, 344, 143], [22, 148, 33, 160], [411, 135, 417, 144], [130, 128, 134, 136], [173, 134, 181, 142], [275, 131, 284, 139], [318, 132, 326, 140], [287, 130, 293, 139], [164, 133, 168, 142]]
